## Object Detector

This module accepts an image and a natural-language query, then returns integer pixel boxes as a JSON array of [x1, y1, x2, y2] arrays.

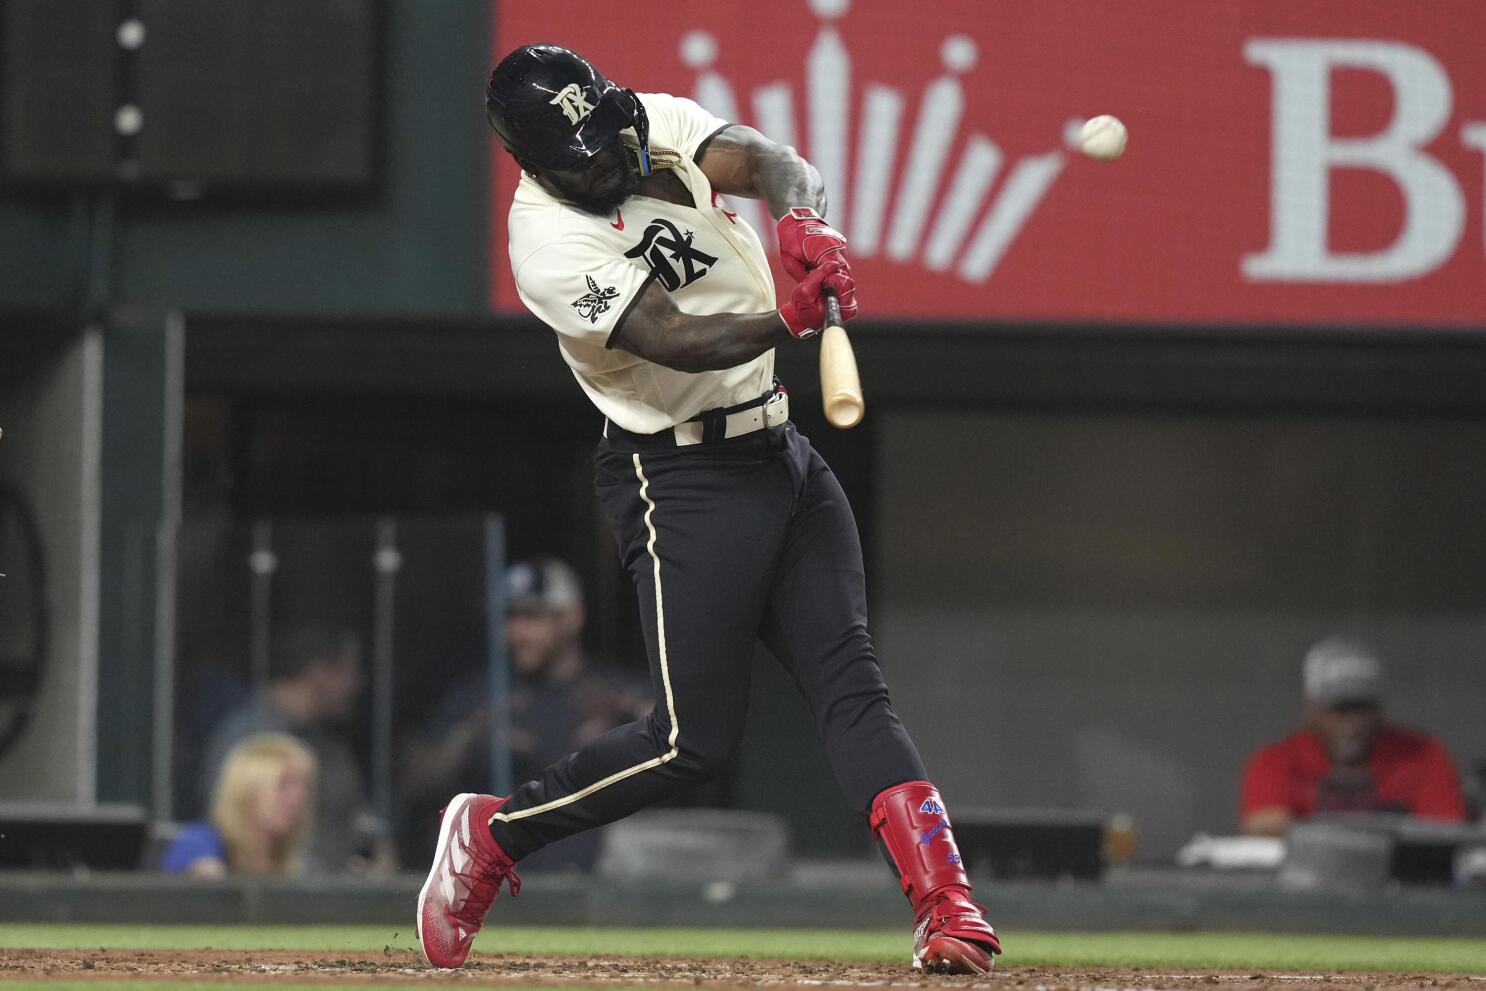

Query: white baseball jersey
[[508, 92, 777, 435]]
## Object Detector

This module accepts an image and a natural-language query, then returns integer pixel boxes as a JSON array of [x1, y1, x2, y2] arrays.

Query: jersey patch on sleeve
[[571, 274, 621, 324]]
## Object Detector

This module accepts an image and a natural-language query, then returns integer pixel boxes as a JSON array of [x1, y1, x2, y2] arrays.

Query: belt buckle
[[764, 390, 789, 428], [729, 391, 787, 439]]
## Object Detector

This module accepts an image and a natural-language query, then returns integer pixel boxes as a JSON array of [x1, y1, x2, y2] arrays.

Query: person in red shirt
[[1240, 637, 1468, 836]]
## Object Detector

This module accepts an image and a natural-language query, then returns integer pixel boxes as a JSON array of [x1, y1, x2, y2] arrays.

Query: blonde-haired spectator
[[161, 733, 317, 876], [200, 625, 385, 873]]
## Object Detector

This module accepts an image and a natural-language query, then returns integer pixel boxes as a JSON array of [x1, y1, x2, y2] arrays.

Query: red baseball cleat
[[911, 889, 1002, 974], [869, 780, 1003, 975], [416, 793, 522, 968]]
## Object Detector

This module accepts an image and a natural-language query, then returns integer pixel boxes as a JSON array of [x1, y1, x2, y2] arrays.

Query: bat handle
[[822, 288, 843, 332]]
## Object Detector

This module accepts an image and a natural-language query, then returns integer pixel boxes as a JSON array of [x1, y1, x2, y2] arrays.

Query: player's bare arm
[[697, 124, 826, 220], [610, 259, 852, 372], [701, 124, 853, 294], [610, 284, 789, 373]]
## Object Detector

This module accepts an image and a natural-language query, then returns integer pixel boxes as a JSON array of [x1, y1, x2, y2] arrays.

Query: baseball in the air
[[1079, 115, 1128, 161]]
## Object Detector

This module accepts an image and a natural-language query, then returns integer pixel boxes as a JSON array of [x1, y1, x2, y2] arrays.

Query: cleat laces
[[445, 829, 522, 929]]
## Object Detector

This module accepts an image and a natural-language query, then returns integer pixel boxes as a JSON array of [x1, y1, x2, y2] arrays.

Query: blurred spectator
[[399, 557, 646, 869], [1240, 637, 1468, 836], [201, 625, 391, 873], [162, 733, 316, 876]]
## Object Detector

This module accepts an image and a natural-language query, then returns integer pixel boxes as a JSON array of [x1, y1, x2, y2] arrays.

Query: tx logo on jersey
[[623, 219, 718, 291], [571, 274, 620, 324], [548, 83, 595, 125]]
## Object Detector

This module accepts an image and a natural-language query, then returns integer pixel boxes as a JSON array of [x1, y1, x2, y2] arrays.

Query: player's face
[[539, 141, 639, 215]]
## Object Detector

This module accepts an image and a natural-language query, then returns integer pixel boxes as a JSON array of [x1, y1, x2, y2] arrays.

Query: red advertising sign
[[490, 1, 1486, 327]]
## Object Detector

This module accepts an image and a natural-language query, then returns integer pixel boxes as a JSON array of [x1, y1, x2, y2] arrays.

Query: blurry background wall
[[0, 0, 486, 318], [0, 326, 99, 803], [880, 409, 1486, 857]]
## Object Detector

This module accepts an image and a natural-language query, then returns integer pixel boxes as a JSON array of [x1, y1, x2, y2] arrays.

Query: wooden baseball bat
[[818, 291, 864, 429]]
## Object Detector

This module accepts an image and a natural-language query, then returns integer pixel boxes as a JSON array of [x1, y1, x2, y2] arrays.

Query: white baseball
[[1079, 115, 1127, 161]]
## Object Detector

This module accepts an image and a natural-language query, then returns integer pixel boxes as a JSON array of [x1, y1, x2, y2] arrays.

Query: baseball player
[[417, 44, 1001, 975]]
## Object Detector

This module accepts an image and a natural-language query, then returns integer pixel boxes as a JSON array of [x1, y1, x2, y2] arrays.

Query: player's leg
[[758, 429, 1001, 974], [419, 438, 792, 966], [486, 443, 791, 855], [758, 430, 924, 806]]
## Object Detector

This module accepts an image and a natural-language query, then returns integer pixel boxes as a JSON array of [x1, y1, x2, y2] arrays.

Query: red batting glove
[[778, 259, 858, 339], [777, 207, 849, 282]]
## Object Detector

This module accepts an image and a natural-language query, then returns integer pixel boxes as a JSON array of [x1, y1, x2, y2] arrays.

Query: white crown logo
[[682, 0, 1088, 284]]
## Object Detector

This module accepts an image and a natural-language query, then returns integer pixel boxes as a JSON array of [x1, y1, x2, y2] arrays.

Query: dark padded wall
[[879, 409, 1486, 859], [0, 0, 487, 317]]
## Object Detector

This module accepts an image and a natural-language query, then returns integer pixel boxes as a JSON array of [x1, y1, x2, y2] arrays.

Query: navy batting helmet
[[485, 44, 652, 175]]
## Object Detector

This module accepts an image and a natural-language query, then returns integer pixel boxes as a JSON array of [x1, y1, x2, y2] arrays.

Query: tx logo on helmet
[[624, 219, 718, 292], [548, 83, 596, 125]]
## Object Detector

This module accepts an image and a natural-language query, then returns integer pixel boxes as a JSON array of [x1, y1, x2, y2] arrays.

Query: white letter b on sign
[[1243, 39, 1463, 283]]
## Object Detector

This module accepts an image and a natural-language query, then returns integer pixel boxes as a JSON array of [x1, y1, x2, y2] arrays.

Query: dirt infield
[[2, 948, 1485, 991]]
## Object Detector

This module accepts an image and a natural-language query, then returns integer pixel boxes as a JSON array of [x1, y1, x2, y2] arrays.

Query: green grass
[[0, 986, 439, 991], [1, 925, 1484, 974]]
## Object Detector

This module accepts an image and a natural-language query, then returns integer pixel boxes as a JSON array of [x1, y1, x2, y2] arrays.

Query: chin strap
[[620, 133, 680, 173], [622, 89, 656, 176]]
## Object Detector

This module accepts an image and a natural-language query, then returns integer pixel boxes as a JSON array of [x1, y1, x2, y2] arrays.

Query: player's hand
[[777, 207, 850, 282], [779, 258, 858, 339]]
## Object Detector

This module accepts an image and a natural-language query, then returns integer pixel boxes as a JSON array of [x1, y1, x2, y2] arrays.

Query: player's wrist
[[775, 208, 825, 243], [778, 207, 822, 223], [778, 303, 819, 340]]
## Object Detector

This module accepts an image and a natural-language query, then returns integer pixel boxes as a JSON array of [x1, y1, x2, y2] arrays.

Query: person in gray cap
[[504, 557, 586, 687], [1239, 636, 1468, 836]]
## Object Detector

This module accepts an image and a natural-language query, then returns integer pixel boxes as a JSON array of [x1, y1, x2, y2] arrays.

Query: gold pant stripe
[[491, 452, 679, 825]]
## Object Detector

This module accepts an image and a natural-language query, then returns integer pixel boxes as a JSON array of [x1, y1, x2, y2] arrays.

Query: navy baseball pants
[[487, 420, 926, 860]]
